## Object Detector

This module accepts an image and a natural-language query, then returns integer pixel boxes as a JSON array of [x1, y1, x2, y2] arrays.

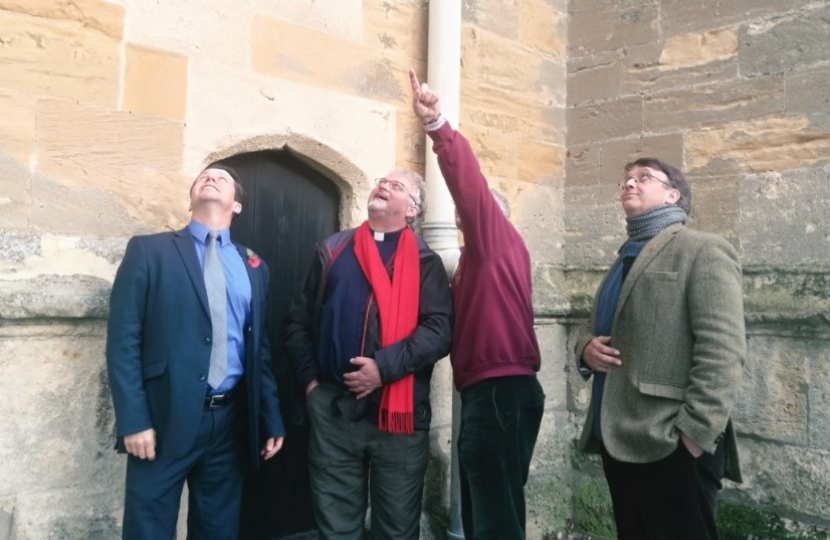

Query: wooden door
[[223, 150, 340, 540]]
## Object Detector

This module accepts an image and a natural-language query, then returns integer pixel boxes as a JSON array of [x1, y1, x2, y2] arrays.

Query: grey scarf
[[625, 204, 687, 243]]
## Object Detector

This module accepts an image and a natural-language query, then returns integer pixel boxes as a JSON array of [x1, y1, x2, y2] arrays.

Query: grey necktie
[[204, 230, 227, 389]]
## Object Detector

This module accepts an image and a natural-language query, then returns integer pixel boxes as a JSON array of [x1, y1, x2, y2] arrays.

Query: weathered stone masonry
[[0, 1, 829, 539]]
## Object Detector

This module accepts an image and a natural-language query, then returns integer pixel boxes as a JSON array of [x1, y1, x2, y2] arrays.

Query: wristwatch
[[577, 359, 593, 377]]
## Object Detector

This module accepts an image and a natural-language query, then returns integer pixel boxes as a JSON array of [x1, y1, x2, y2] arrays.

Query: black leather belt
[[204, 388, 236, 409]]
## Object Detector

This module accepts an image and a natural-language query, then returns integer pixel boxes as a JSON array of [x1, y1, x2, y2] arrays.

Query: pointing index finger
[[408, 68, 421, 95]]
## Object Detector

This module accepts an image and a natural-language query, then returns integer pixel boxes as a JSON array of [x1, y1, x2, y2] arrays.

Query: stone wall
[[1, 0, 828, 539], [562, 0, 830, 537], [0, 1, 570, 539]]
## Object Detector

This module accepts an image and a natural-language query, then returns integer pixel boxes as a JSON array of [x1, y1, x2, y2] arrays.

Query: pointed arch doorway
[[220, 149, 340, 539]]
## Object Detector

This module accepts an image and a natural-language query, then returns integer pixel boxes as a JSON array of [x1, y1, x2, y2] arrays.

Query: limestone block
[[535, 323, 570, 411], [685, 117, 830, 175], [565, 145, 601, 188], [567, 63, 621, 107], [659, 0, 801, 37], [683, 176, 739, 244], [459, 123, 518, 181], [737, 166, 830, 267], [786, 66, 830, 116], [29, 173, 157, 237], [0, 275, 110, 319], [567, 97, 644, 146], [733, 335, 809, 445], [363, 0, 428, 62], [0, 323, 119, 494], [396, 110, 427, 170], [515, 183, 565, 266], [462, 25, 565, 107], [736, 437, 830, 520], [127, 0, 254, 67], [0, 233, 123, 283], [183, 59, 397, 217], [9, 487, 122, 540], [740, 4, 830, 77], [598, 134, 684, 187], [34, 98, 187, 234], [621, 57, 739, 96], [643, 76, 784, 132], [519, 0, 567, 59], [461, 80, 566, 146], [562, 183, 625, 267], [252, 13, 417, 105], [123, 45, 188, 121], [256, 0, 363, 41], [532, 264, 572, 317], [0, 153, 31, 230], [0, 229, 40, 265], [0, 90, 35, 166], [569, 48, 623, 73], [619, 29, 739, 95], [743, 270, 830, 324], [0, 1, 122, 106], [0, 496, 12, 540], [518, 139, 565, 187], [463, 0, 520, 40], [569, 4, 658, 57], [565, 323, 591, 414], [660, 28, 738, 69], [809, 342, 830, 451], [568, 0, 644, 15]]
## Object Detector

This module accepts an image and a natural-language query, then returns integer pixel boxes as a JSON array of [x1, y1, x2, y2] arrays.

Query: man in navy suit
[[106, 164, 285, 540]]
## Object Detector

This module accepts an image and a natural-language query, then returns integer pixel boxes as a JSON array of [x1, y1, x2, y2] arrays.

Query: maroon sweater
[[428, 122, 541, 391]]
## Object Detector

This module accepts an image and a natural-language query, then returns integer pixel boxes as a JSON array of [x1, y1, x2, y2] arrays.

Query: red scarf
[[353, 221, 420, 434]]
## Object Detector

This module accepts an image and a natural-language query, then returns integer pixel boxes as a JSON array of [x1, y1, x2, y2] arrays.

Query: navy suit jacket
[[106, 227, 285, 467]]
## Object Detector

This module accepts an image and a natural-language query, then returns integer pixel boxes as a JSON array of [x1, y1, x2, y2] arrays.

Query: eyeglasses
[[374, 178, 418, 206], [618, 171, 672, 190]]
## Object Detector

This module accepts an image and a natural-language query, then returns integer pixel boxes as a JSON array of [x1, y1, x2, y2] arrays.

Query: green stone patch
[[574, 476, 616, 539], [718, 501, 830, 540]]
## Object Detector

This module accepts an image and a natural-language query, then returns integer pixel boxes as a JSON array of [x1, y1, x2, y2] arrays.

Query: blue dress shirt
[[188, 220, 252, 394]]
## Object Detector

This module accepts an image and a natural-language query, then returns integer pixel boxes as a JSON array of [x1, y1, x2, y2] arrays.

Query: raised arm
[[408, 68, 521, 257]]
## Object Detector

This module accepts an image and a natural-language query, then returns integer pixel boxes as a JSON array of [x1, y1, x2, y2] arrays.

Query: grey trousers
[[306, 382, 429, 540]]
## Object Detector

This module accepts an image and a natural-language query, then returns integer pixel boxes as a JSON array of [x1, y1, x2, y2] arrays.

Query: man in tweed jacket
[[574, 157, 746, 540]]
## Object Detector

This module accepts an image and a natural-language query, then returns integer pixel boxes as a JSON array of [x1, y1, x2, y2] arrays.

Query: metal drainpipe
[[418, 1, 464, 539]]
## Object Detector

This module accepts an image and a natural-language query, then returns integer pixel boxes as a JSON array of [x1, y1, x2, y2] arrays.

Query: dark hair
[[624, 157, 691, 214], [190, 162, 245, 204]]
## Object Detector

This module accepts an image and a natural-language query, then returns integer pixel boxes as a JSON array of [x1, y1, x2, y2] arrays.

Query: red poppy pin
[[246, 248, 261, 268]]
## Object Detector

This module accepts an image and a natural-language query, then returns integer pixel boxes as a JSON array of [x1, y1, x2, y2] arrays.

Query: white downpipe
[[420, 2, 464, 540], [421, 0, 462, 261]]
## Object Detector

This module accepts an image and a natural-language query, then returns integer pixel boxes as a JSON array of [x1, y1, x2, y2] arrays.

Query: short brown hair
[[624, 157, 691, 214]]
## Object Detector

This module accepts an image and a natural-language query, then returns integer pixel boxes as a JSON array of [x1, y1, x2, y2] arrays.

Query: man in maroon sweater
[[409, 69, 544, 539]]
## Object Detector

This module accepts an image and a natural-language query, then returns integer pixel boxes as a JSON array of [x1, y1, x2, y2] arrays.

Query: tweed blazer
[[575, 223, 746, 482]]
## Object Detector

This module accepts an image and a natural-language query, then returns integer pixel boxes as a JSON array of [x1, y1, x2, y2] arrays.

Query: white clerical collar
[[373, 231, 385, 241]]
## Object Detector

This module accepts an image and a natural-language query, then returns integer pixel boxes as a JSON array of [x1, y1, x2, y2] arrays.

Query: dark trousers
[[122, 401, 245, 540], [306, 382, 429, 540], [458, 375, 545, 540], [601, 437, 726, 540]]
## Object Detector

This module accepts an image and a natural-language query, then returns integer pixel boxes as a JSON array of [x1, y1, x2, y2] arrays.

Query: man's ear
[[405, 203, 418, 220], [666, 189, 681, 205], [233, 202, 242, 215]]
